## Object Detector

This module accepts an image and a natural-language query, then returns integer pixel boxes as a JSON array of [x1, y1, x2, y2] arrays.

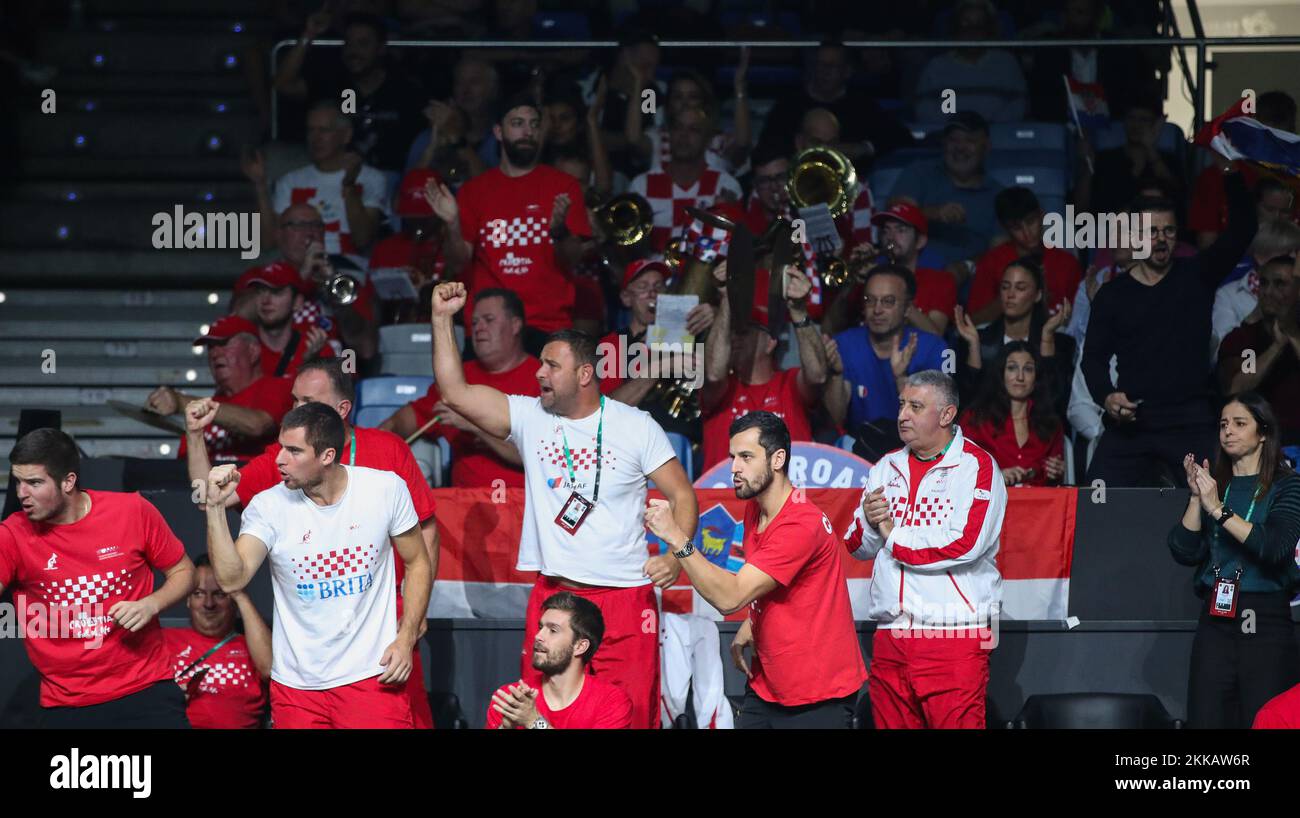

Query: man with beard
[[205, 403, 433, 728], [231, 203, 380, 366], [428, 281, 699, 729], [1, 429, 195, 727], [484, 592, 632, 729], [240, 261, 331, 378], [826, 265, 950, 438], [149, 315, 294, 465], [425, 93, 591, 349], [644, 412, 866, 728], [1083, 156, 1258, 487]]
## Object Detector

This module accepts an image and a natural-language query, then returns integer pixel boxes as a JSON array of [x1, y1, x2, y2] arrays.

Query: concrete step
[[0, 436, 179, 459], [0, 320, 210, 341], [17, 156, 244, 180], [19, 111, 259, 158], [0, 386, 156, 406], [0, 199, 259, 249], [0, 289, 228, 308], [0, 406, 189, 438], [6, 181, 251, 203], [37, 30, 251, 74], [0, 365, 214, 387], [0, 249, 254, 285], [0, 305, 230, 323], [87, 0, 267, 16], [0, 340, 207, 361], [47, 92, 255, 116], [54, 71, 248, 96]]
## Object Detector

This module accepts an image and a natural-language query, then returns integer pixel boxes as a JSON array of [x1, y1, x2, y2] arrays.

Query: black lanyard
[[560, 396, 604, 504], [176, 631, 237, 680]]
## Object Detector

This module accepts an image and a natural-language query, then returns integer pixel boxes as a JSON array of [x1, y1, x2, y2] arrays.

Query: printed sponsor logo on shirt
[[291, 545, 378, 604], [95, 545, 121, 561], [45, 553, 58, 570], [301, 530, 312, 543], [500, 251, 534, 275], [973, 488, 991, 501]]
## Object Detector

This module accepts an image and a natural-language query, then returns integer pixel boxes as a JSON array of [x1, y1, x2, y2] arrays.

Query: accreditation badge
[[555, 492, 594, 535], [1209, 576, 1239, 618]]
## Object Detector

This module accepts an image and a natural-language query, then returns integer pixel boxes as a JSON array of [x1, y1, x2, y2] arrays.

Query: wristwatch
[[1216, 505, 1234, 525], [528, 717, 550, 729], [672, 539, 695, 559], [790, 315, 814, 329]]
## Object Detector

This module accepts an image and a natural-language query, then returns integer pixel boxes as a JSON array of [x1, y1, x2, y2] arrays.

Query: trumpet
[[323, 273, 359, 306], [820, 256, 872, 289]]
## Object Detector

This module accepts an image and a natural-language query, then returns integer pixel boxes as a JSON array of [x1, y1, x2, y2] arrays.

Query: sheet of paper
[[648, 293, 699, 347], [797, 203, 843, 256], [370, 267, 420, 301]]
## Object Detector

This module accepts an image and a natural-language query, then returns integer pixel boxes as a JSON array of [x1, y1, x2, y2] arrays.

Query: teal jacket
[[1167, 472, 1300, 596]]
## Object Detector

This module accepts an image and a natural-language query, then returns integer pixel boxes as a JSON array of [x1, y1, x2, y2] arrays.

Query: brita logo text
[[296, 572, 374, 603], [50, 748, 151, 799]]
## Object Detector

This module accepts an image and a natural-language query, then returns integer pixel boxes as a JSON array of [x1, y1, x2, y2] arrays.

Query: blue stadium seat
[[355, 376, 434, 417], [1094, 120, 1185, 154], [869, 166, 906, 200], [650, 432, 694, 488], [989, 165, 1067, 198], [354, 405, 398, 429], [990, 121, 1067, 153]]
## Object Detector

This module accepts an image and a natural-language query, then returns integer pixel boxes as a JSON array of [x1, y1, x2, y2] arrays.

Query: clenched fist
[[207, 464, 241, 508], [431, 281, 468, 317]]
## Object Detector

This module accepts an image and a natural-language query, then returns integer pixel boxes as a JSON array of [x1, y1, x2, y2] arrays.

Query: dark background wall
[[2, 477, 1295, 727]]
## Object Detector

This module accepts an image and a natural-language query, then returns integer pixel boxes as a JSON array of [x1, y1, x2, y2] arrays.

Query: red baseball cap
[[194, 314, 259, 345], [396, 169, 442, 218], [622, 259, 671, 291], [871, 201, 928, 235], [235, 260, 302, 293]]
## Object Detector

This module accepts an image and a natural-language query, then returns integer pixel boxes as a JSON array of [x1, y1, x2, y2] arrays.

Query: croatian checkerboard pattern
[[35, 569, 133, 607], [481, 217, 550, 249], [291, 544, 378, 582]]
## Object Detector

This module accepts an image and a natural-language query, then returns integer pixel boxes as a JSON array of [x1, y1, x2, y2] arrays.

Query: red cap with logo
[[396, 169, 442, 218], [193, 314, 259, 345], [622, 259, 671, 290], [871, 201, 928, 235], [235, 259, 303, 293]]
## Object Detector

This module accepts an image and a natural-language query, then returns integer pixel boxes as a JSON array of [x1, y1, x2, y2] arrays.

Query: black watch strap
[[1217, 505, 1234, 525]]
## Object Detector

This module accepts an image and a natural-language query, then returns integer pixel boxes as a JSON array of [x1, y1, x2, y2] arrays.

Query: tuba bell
[[787, 145, 859, 218], [595, 193, 654, 248]]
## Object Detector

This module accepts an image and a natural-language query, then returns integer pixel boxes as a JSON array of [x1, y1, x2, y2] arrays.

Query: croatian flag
[[1195, 99, 1300, 176], [1064, 76, 1110, 142]]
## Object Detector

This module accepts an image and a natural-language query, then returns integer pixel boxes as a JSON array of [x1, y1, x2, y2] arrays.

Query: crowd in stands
[[170, 0, 1299, 492]]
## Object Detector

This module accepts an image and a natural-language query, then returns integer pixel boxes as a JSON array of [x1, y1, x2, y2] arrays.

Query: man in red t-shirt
[[240, 261, 333, 378], [164, 554, 270, 729], [829, 202, 958, 337], [966, 187, 1082, 323], [425, 92, 592, 342], [184, 358, 440, 728], [699, 262, 827, 473], [382, 288, 538, 488], [1253, 681, 1300, 728], [645, 412, 867, 727], [1, 428, 196, 727], [485, 591, 632, 729], [148, 315, 295, 465]]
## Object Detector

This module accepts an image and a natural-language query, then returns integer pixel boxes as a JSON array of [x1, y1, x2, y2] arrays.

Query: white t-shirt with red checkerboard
[[627, 167, 744, 251], [507, 395, 677, 587], [237, 465, 419, 691], [0, 490, 186, 707], [272, 163, 389, 255], [456, 165, 592, 333]]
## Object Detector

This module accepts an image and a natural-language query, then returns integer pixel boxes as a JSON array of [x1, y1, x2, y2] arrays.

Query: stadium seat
[[656, 431, 694, 484], [836, 434, 855, 452], [353, 405, 397, 429], [1012, 693, 1184, 729], [1094, 120, 1186, 155], [378, 323, 463, 377], [990, 121, 1067, 153], [356, 375, 434, 412], [409, 436, 449, 488], [869, 166, 906, 201]]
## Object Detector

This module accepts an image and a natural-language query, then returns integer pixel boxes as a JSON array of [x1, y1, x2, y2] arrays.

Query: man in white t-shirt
[[204, 402, 432, 728], [428, 280, 699, 729], [256, 101, 389, 256]]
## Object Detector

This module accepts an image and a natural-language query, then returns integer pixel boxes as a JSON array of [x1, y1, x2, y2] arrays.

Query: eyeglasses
[[628, 282, 665, 297], [863, 296, 901, 309]]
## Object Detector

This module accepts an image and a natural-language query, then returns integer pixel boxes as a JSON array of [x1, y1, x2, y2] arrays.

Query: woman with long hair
[[953, 256, 1074, 415], [1168, 392, 1300, 728], [959, 341, 1066, 486]]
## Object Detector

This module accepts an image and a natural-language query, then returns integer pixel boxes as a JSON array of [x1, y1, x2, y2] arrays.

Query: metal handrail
[[269, 34, 1300, 139]]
